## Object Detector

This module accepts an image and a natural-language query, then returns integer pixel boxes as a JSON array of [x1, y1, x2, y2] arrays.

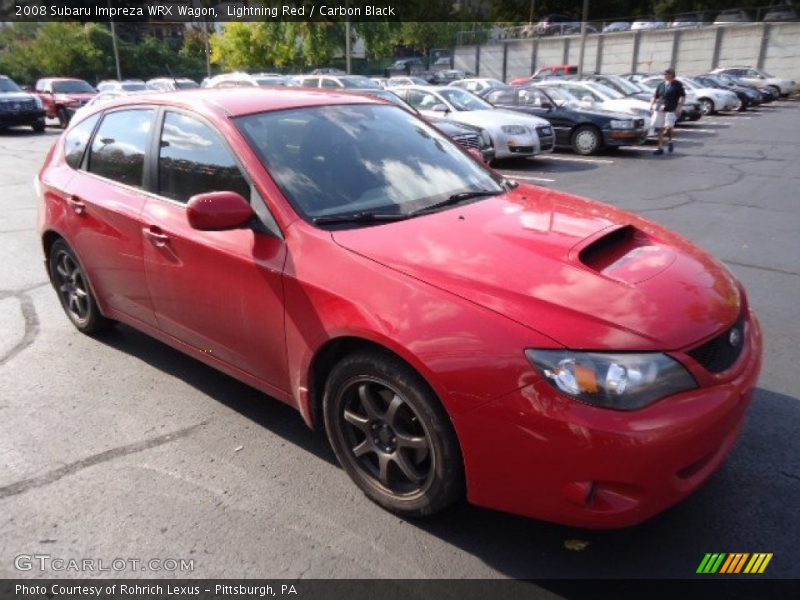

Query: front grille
[[688, 311, 746, 373], [453, 133, 481, 150], [0, 99, 36, 112]]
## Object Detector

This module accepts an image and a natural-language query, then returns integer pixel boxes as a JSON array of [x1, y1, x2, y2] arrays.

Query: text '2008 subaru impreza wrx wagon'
[[37, 88, 762, 528]]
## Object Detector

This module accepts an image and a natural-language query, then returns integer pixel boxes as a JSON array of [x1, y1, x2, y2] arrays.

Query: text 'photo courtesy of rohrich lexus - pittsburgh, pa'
[[37, 86, 762, 528]]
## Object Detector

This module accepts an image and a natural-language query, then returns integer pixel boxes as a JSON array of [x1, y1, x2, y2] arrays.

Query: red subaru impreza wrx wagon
[[37, 88, 762, 528]]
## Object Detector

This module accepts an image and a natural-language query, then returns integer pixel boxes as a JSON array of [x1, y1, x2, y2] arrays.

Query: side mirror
[[187, 191, 254, 231], [540, 101, 553, 109], [432, 103, 450, 113]]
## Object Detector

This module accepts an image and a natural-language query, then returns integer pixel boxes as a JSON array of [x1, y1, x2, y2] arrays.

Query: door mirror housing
[[432, 103, 450, 113], [187, 191, 255, 231]]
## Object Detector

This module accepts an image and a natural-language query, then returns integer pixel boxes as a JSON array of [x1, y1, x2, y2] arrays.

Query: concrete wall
[[456, 22, 800, 82]]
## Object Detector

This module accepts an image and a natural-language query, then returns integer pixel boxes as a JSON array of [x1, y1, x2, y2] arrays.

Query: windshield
[[438, 88, 492, 111], [540, 85, 580, 103], [604, 75, 642, 95], [120, 82, 147, 91], [176, 80, 199, 89], [585, 82, 622, 99], [680, 78, 699, 90], [254, 77, 285, 86], [53, 80, 95, 94], [340, 76, 380, 89], [237, 104, 501, 222], [539, 87, 570, 106], [0, 78, 22, 92]]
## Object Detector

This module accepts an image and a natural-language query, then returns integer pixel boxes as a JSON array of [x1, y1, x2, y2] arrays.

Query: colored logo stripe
[[698, 553, 772, 574]]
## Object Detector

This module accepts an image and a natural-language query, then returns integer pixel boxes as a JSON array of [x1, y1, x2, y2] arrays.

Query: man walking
[[650, 68, 686, 155]]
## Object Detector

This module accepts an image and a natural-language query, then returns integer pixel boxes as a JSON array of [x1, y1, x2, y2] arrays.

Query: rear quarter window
[[88, 109, 155, 188], [64, 114, 101, 170]]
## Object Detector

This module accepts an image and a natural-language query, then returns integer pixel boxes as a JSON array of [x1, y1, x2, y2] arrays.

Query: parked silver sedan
[[392, 85, 555, 160]]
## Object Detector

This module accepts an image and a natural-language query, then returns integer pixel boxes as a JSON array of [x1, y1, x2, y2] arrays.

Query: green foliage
[[393, 22, 462, 54], [0, 22, 207, 85]]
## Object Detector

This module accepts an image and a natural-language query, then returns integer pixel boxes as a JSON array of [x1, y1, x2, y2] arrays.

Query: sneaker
[[654, 148, 664, 155], [668, 142, 674, 153]]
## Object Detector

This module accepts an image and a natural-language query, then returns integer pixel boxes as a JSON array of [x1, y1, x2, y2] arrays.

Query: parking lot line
[[499, 173, 556, 183], [677, 128, 719, 133], [542, 155, 614, 165]]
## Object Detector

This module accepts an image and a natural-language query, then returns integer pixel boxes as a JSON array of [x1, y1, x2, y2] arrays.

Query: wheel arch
[[306, 335, 447, 434]]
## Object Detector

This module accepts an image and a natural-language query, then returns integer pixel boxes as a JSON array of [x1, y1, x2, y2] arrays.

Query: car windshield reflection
[[237, 104, 501, 225]]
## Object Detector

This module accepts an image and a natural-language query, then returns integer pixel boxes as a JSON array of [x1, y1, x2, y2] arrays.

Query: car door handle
[[143, 226, 170, 247], [67, 195, 86, 215]]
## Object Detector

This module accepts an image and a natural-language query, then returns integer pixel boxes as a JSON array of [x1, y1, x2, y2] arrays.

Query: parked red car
[[37, 89, 762, 528], [510, 64, 578, 86], [34, 77, 97, 127]]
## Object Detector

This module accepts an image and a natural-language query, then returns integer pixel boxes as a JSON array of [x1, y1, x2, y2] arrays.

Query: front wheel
[[31, 118, 45, 132], [49, 239, 112, 334], [57, 107, 70, 129], [323, 350, 464, 517], [571, 125, 602, 155], [699, 98, 715, 115], [767, 85, 781, 98]]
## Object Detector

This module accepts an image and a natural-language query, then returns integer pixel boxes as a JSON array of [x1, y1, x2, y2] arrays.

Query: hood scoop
[[577, 225, 677, 284]]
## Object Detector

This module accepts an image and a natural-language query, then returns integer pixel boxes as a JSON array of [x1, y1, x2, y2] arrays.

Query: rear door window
[[157, 111, 251, 204], [88, 109, 155, 188]]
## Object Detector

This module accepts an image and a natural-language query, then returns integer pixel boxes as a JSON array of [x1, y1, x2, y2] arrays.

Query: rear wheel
[[571, 125, 602, 155], [323, 350, 464, 517], [49, 239, 112, 334]]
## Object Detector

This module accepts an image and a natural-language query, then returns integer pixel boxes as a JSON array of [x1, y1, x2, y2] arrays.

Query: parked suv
[[0, 75, 46, 132], [34, 78, 97, 128]]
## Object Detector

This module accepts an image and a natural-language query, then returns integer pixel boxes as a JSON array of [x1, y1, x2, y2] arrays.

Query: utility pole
[[345, 0, 352, 74], [204, 20, 211, 78], [577, 0, 590, 78], [110, 19, 122, 80]]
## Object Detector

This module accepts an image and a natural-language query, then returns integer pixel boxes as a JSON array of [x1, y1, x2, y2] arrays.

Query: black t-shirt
[[655, 79, 686, 111]]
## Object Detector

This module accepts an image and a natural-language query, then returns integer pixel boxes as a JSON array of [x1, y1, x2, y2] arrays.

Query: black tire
[[31, 118, 45, 133], [49, 239, 112, 334], [57, 107, 69, 129], [767, 85, 781, 98], [323, 350, 464, 517], [571, 124, 602, 156], [699, 98, 715, 115]]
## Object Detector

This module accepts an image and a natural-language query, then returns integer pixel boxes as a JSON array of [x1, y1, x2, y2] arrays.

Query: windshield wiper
[[312, 212, 409, 225], [410, 189, 503, 216]]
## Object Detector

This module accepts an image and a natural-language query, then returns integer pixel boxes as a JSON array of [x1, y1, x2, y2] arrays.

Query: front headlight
[[501, 125, 528, 135], [630, 108, 650, 117], [526, 350, 697, 410], [609, 119, 634, 129]]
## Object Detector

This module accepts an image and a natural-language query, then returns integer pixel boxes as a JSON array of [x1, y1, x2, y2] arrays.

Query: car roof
[[81, 87, 383, 118]]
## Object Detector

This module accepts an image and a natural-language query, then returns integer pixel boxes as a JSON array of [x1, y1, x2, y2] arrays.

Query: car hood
[[0, 92, 37, 103], [452, 109, 549, 128], [331, 186, 741, 351], [54, 92, 96, 102]]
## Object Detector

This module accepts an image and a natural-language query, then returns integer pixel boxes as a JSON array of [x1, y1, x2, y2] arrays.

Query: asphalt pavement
[[0, 100, 798, 581]]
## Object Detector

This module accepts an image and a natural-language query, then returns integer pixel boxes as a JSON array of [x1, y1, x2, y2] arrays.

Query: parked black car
[[693, 74, 762, 110], [342, 88, 494, 164], [0, 75, 46, 132], [481, 85, 648, 155], [585, 73, 703, 122], [708, 73, 777, 103]]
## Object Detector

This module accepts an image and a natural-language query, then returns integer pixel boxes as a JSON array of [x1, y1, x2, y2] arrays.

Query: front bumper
[[454, 310, 763, 528], [603, 127, 649, 146], [0, 109, 46, 127]]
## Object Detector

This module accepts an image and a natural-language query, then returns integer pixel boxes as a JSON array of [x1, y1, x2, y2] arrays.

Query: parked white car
[[448, 78, 506, 94], [146, 77, 200, 91], [639, 76, 740, 114], [96, 79, 148, 92], [293, 74, 380, 89], [386, 76, 431, 87], [709, 66, 797, 97], [204, 72, 288, 88], [392, 85, 555, 160]]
